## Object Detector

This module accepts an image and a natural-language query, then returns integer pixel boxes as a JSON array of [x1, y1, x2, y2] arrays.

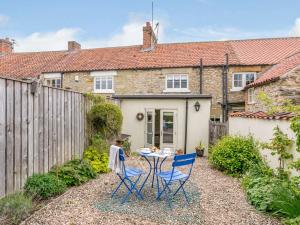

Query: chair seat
[[158, 169, 188, 181], [125, 167, 145, 177]]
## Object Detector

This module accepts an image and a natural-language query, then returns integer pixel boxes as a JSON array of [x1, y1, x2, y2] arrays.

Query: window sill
[[230, 88, 243, 92], [93, 90, 115, 94], [163, 89, 191, 93]]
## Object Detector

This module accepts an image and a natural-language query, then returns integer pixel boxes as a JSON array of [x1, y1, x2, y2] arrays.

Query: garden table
[[138, 149, 174, 197]]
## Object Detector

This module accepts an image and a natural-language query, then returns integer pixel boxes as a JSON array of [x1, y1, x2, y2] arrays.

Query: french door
[[160, 110, 176, 149], [145, 109, 155, 147]]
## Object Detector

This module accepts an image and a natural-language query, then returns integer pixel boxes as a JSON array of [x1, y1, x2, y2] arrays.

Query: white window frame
[[163, 74, 190, 93], [90, 71, 116, 93], [43, 73, 62, 88], [248, 88, 255, 104], [231, 72, 256, 92]]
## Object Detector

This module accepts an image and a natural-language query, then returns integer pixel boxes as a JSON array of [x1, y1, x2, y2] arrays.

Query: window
[[164, 74, 189, 92], [43, 73, 62, 88], [91, 71, 116, 93], [248, 88, 255, 104], [232, 72, 256, 91]]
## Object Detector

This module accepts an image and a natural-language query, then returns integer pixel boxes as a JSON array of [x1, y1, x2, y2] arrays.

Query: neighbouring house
[[244, 52, 300, 112], [1, 22, 300, 153]]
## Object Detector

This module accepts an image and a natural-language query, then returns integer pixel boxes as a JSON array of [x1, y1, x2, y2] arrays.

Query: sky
[[0, 0, 300, 52]]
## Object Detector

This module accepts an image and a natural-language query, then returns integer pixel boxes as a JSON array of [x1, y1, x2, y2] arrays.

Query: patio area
[[22, 157, 281, 225]]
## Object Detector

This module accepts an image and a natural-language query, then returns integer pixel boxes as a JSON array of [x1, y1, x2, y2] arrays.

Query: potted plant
[[195, 141, 205, 157], [175, 149, 184, 155]]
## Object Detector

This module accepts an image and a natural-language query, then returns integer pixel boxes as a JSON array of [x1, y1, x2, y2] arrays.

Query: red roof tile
[[229, 111, 297, 120], [1, 37, 300, 78], [246, 51, 300, 88]]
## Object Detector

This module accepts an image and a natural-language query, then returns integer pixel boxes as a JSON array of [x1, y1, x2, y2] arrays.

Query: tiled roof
[[0, 51, 68, 78], [229, 37, 300, 65], [246, 51, 300, 88], [1, 37, 300, 78], [229, 111, 297, 120]]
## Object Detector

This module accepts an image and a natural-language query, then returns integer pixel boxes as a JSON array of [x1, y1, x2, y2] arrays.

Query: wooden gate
[[209, 121, 228, 145]]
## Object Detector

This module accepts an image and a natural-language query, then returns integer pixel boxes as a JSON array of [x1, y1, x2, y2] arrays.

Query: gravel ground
[[21, 157, 282, 225]]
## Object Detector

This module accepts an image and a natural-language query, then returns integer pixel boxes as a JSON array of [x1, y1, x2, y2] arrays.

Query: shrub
[[123, 138, 131, 156], [24, 173, 66, 200], [83, 146, 109, 173], [87, 102, 123, 139], [50, 159, 96, 187], [0, 192, 32, 225], [89, 134, 109, 154], [284, 216, 300, 225], [209, 135, 261, 175]]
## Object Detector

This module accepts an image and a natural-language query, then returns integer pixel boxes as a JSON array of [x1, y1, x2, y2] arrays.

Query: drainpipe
[[184, 98, 188, 154], [199, 58, 203, 94], [222, 54, 229, 122]]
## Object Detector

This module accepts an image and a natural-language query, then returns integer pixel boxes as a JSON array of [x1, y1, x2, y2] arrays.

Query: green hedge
[[209, 135, 261, 175]]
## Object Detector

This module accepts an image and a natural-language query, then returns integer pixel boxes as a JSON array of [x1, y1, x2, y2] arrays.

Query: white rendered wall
[[229, 117, 299, 176], [119, 98, 211, 155]]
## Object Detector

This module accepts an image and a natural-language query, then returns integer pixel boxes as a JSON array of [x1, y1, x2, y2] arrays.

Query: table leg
[[139, 155, 152, 193]]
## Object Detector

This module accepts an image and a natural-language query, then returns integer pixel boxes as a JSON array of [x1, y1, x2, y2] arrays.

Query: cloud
[[173, 26, 288, 42], [14, 28, 81, 52], [290, 17, 300, 36], [13, 18, 166, 52], [0, 14, 9, 26]]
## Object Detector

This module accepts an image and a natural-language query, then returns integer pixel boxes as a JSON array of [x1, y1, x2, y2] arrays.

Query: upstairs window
[[232, 72, 256, 91], [43, 73, 62, 88], [91, 71, 116, 93], [165, 74, 189, 92]]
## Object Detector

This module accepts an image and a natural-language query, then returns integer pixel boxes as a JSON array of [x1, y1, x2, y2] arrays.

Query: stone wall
[[246, 67, 300, 112], [61, 65, 269, 119]]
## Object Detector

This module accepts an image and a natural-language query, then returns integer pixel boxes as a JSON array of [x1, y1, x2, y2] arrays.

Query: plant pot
[[196, 148, 204, 157]]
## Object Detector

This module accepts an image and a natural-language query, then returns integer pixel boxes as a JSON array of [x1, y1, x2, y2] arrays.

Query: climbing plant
[[262, 126, 293, 170]]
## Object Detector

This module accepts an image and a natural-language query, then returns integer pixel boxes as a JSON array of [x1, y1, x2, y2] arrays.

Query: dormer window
[[91, 71, 116, 93], [231, 72, 256, 91]]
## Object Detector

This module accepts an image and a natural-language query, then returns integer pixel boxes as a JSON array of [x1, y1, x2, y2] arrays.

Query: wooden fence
[[0, 77, 87, 197], [209, 121, 228, 145]]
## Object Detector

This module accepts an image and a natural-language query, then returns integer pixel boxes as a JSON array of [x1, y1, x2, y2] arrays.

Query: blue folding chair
[[156, 153, 196, 207], [111, 148, 145, 204]]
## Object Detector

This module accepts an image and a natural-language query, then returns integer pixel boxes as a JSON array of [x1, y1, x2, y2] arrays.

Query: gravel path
[[22, 157, 282, 225]]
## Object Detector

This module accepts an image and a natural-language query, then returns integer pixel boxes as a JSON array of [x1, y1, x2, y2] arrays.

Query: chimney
[[68, 41, 81, 51], [0, 38, 13, 55], [142, 22, 157, 51]]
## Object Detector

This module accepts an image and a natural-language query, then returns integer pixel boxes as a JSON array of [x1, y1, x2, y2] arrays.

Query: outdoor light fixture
[[194, 101, 200, 112]]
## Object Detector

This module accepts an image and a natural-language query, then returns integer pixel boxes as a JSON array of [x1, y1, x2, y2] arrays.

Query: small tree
[[263, 126, 293, 170]]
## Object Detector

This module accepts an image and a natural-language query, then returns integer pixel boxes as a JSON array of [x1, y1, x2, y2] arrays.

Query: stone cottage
[[244, 52, 300, 112], [1, 22, 300, 122]]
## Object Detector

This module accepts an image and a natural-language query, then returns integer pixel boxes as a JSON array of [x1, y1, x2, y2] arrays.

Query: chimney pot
[[0, 38, 13, 55], [68, 41, 81, 51]]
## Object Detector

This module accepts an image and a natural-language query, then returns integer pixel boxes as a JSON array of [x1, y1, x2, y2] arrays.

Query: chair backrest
[[119, 148, 126, 175], [171, 153, 196, 179]]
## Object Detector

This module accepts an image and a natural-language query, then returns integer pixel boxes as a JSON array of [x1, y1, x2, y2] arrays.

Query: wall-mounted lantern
[[194, 101, 200, 112]]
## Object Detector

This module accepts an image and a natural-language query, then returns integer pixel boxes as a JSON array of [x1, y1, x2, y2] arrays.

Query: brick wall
[[246, 67, 300, 112]]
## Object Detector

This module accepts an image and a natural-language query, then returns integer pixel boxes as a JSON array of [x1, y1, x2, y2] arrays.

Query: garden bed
[[21, 157, 280, 225]]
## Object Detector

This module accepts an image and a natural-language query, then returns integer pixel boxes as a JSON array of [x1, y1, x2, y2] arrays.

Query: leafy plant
[[123, 138, 131, 156], [0, 192, 32, 225], [284, 216, 300, 225], [290, 116, 300, 152], [87, 102, 123, 139], [24, 173, 66, 200], [209, 135, 261, 175], [263, 126, 293, 169], [50, 159, 96, 187], [83, 146, 109, 173], [89, 134, 109, 154]]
